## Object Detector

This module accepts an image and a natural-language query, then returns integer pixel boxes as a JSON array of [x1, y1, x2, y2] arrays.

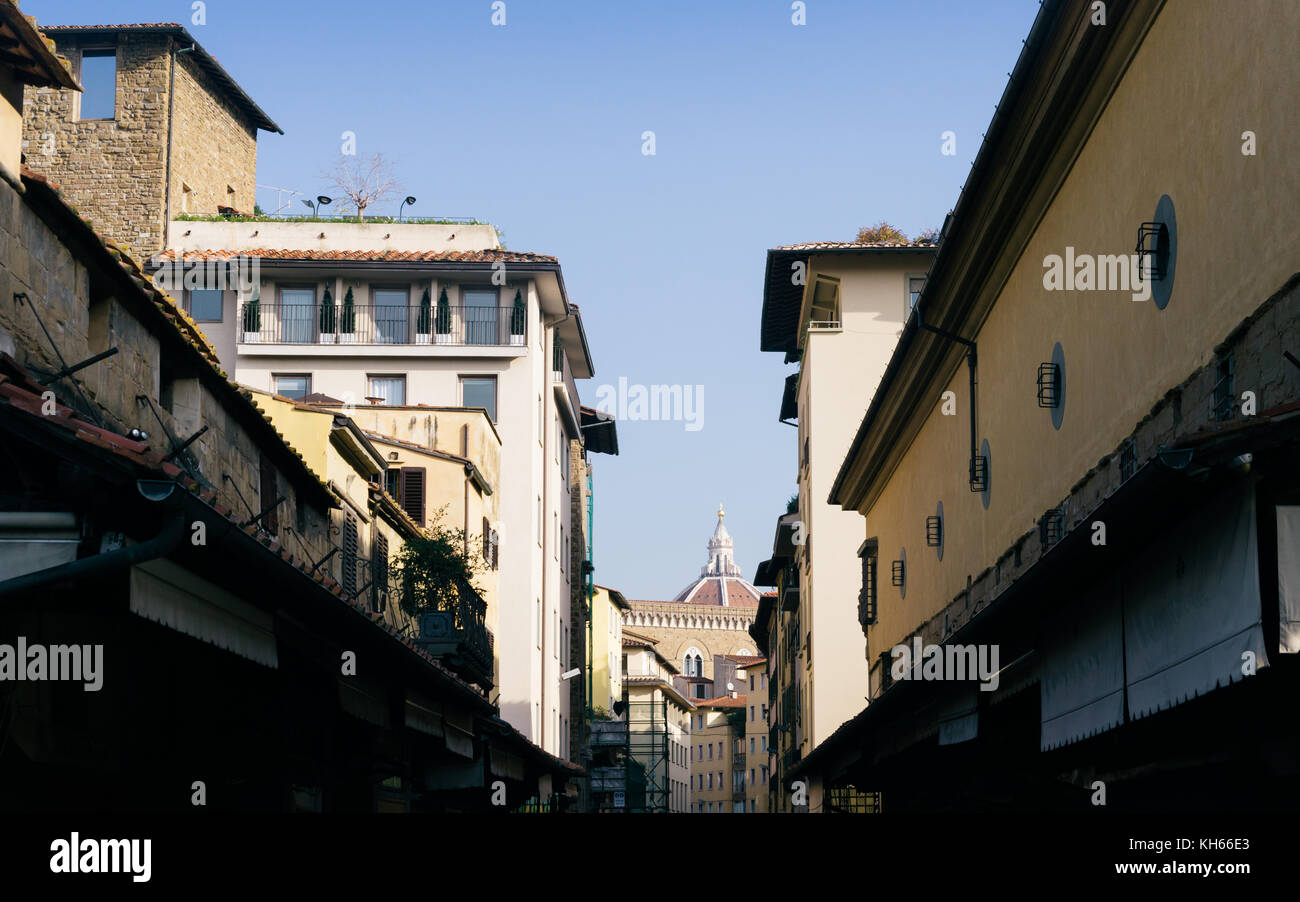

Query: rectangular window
[[341, 513, 358, 596], [188, 289, 224, 322], [536, 598, 542, 650], [371, 286, 410, 344], [367, 375, 406, 406], [461, 376, 497, 422], [273, 374, 311, 401], [372, 532, 388, 613], [78, 49, 117, 120], [808, 275, 840, 328], [277, 285, 316, 344], [708, 744, 713, 760], [907, 274, 927, 316], [461, 288, 500, 345], [859, 541, 879, 627]]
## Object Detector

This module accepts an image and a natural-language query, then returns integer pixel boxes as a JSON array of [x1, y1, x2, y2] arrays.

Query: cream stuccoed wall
[[796, 253, 933, 749], [167, 220, 501, 254], [233, 274, 579, 758], [853, 0, 1300, 670]]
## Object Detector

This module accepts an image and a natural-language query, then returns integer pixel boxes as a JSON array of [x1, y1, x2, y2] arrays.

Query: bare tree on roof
[[322, 153, 401, 220]]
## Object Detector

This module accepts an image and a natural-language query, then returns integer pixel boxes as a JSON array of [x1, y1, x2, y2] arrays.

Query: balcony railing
[[413, 575, 495, 689], [239, 303, 527, 347], [551, 344, 581, 423]]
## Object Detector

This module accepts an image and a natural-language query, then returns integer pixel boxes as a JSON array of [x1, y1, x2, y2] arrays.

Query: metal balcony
[[413, 576, 494, 689], [239, 303, 526, 347]]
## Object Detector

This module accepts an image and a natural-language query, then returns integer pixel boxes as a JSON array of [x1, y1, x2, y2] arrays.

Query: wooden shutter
[[482, 516, 490, 562], [342, 513, 358, 596], [372, 532, 388, 613], [258, 453, 279, 534], [400, 467, 425, 526]]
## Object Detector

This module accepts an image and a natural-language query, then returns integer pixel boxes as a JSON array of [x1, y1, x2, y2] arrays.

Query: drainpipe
[[0, 512, 185, 601], [916, 303, 978, 481]]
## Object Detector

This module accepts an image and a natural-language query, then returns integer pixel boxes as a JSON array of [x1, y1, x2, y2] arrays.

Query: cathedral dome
[[671, 505, 762, 607]]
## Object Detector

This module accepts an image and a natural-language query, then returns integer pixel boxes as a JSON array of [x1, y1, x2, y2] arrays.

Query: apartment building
[[21, 19, 603, 764], [22, 22, 280, 251], [0, 3, 580, 810], [755, 240, 938, 788], [621, 630, 694, 813], [799, 0, 1300, 811]]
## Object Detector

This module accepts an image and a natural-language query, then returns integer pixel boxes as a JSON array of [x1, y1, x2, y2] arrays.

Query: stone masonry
[[21, 30, 260, 256]]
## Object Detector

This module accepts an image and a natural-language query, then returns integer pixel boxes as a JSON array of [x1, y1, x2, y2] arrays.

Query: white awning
[[1040, 481, 1268, 750], [936, 684, 978, 746], [1277, 505, 1300, 654], [130, 559, 278, 668], [1124, 481, 1267, 720], [1040, 584, 1124, 751]]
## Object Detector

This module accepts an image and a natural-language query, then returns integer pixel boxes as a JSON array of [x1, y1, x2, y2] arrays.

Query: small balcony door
[[279, 287, 315, 344], [373, 287, 409, 344], [463, 288, 499, 345]]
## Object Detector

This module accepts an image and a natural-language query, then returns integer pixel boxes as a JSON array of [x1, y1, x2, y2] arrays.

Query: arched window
[[684, 647, 703, 677]]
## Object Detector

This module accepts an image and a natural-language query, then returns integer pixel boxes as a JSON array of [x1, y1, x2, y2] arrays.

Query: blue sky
[[33, 0, 1041, 599]]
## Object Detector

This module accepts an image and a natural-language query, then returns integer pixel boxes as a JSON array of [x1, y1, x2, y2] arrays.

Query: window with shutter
[[342, 513, 358, 596], [258, 453, 279, 535], [372, 532, 388, 613], [483, 516, 490, 562], [384, 469, 400, 502], [400, 467, 425, 525]]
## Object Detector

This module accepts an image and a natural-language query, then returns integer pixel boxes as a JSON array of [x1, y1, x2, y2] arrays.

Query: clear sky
[[33, 0, 1041, 599]]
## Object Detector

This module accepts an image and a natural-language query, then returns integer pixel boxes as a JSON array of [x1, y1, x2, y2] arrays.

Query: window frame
[[460, 374, 498, 423], [76, 47, 118, 121], [187, 288, 225, 323], [272, 373, 312, 401], [366, 373, 407, 406], [905, 272, 928, 319]]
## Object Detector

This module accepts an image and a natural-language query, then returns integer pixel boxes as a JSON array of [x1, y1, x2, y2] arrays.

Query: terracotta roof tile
[[154, 248, 558, 265]]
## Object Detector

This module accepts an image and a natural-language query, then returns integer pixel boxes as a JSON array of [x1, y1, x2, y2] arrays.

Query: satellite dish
[[726, 682, 734, 692]]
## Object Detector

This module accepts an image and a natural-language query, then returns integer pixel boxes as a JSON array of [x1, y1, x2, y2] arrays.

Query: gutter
[[0, 511, 185, 601]]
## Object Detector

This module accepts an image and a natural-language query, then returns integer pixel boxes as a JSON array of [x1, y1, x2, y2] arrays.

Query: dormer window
[[808, 276, 840, 330]]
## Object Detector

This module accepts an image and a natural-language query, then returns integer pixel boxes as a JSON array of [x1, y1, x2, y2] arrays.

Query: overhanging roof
[[0, 5, 80, 89], [580, 405, 618, 455], [829, 0, 1166, 510], [39, 23, 282, 133], [759, 243, 937, 356]]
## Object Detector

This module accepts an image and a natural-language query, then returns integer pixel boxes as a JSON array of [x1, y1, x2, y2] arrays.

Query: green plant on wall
[[417, 287, 432, 334], [320, 286, 336, 333], [243, 290, 261, 332], [435, 287, 450, 334], [390, 506, 482, 617], [340, 287, 356, 333], [511, 289, 525, 336]]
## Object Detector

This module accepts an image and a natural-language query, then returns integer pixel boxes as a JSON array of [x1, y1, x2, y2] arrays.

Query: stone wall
[[22, 33, 170, 254], [169, 49, 258, 219], [0, 172, 333, 570], [21, 31, 260, 257]]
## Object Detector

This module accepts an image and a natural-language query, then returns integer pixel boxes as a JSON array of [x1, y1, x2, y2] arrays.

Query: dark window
[[399, 467, 425, 525], [273, 374, 310, 400], [384, 468, 400, 500], [483, 516, 491, 563], [258, 454, 279, 535], [1212, 353, 1235, 422], [461, 376, 498, 422], [341, 513, 358, 596], [372, 532, 388, 613], [188, 289, 224, 322], [79, 49, 116, 119]]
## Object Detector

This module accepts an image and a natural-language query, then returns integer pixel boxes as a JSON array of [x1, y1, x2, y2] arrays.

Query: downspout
[[916, 302, 979, 483], [0, 512, 185, 601]]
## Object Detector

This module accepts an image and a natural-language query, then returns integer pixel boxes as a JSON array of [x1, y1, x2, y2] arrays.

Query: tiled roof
[[154, 248, 558, 265], [718, 654, 767, 666], [770, 240, 938, 251], [0, 360, 490, 706], [695, 695, 746, 709], [36, 23, 281, 133], [0, 4, 80, 89], [18, 166, 334, 508]]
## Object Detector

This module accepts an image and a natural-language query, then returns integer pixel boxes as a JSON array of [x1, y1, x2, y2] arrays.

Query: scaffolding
[[588, 695, 671, 813]]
